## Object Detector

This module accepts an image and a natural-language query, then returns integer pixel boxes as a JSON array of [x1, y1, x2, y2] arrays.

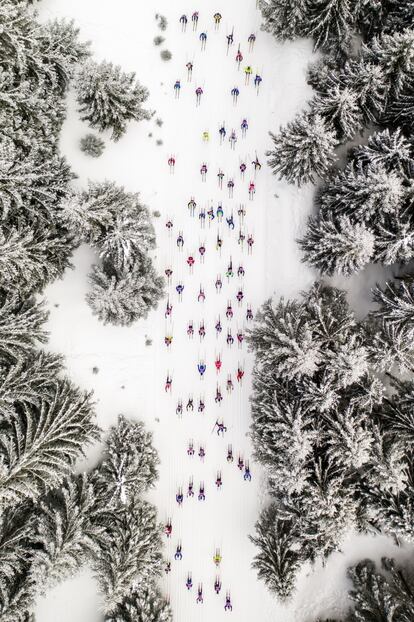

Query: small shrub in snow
[[155, 14, 168, 31], [160, 50, 172, 61], [80, 133, 105, 157], [155, 117, 163, 127], [153, 35, 165, 46]]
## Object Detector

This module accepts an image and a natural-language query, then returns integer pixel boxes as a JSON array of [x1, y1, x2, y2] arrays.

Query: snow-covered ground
[[34, 1, 405, 621]]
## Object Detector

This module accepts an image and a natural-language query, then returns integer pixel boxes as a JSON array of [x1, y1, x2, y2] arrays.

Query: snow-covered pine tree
[[259, 0, 310, 41], [76, 61, 151, 141], [307, 0, 356, 53], [372, 280, 414, 341], [80, 133, 105, 157], [267, 113, 337, 185], [0, 293, 48, 363], [324, 403, 373, 470], [93, 415, 159, 507], [105, 583, 172, 622], [250, 504, 302, 601], [309, 83, 363, 142]]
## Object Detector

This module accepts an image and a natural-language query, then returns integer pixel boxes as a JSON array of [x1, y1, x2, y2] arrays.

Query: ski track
[[35, 1, 319, 620]]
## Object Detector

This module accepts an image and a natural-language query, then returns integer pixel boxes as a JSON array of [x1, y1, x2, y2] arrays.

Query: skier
[[176, 487, 184, 506], [166, 219, 173, 234], [217, 203, 224, 220], [238, 455, 244, 470], [199, 243, 206, 262], [202, 130, 210, 142], [196, 584, 203, 604], [188, 197, 196, 216], [227, 178, 234, 198], [226, 258, 234, 279], [187, 255, 195, 272], [244, 460, 252, 481], [186, 573, 193, 590], [207, 206, 215, 222], [199, 321, 206, 340], [241, 118, 248, 136], [168, 155, 175, 172], [236, 289, 244, 305], [244, 65, 253, 84], [236, 47, 243, 69], [229, 129, 237, 149], [165, 267, 173, 284], [215, 317, 222, 335], [165, 299, 172, 318], [237, 264, 245, 278], [237, 204, 246, 222], [165, 519, 172, 537], [198, 397, 205, 413], [187, 478, 194, 497], [198, 286, 205, 303], [187, 321, 194, 338], [226, 374, 234, 393], [215, 386, 223, 404], [186, 396, 194, 412], [215, 355, 222, 373], [192, 11, 199, 30], [199, 207, 206, 227], [179, 14, 188, 31], [197, 360, 206, 377], [246, 305, 253, 321], [224, 592, 233, 611], [248, 32, 256, 51], [216, 471, 223, 489], [226, 212, 235, 230], [174, 542, 183, 560], [254, 72, 262, 92], [247, 234, 254, 254], [198, 482, 206, 501], [174, 79, 181, 98], [198, 444, 205, 460], [226, 302, 233, 320], [227, 330, 234, 347], [186, 61, 193, 81], [200, 162, 208, 181], [213, 12, 222, 29], [213, 549, 222, 566], [215, 419, 227, 434], [237, 329, 244, 348], [195, 86, 203, 106], [199, 31, 207, 50], [177, 231, 184, 249], [176, 399, 183, 416], [219, 123, 226, 143], [216, 233, 223, 252], [226, 29, 234, 54], [248, 181, 255, 200], [227, 444, 233, 463], [238, 229, 245, 247], [165, 561, 171, 574], [252, 154, 262, 173], [214, 576, 222, 594], [165, 374, 172, 392], [237, 366, 244, 383], [176, 282, 184, 301], [187, 440, 195, 456], [165, 334, 173, 347], [240, 161, 246, 178], [231, 86, 240, 105], [217, 169, 224, 189]]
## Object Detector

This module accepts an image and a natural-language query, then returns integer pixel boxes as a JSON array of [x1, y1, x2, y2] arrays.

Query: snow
[[33, 0, 408, 621]]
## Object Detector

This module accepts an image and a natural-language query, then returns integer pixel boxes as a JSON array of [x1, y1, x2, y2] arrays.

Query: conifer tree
[[106, 583, 172, 622]]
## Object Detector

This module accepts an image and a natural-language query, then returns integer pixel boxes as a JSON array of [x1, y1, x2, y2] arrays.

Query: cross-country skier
[[244, 460, 252, 481], [165, 334, 173, 347], [213, 12, 222, 29], [217, 203, 224, 220], [246, 305, 253, 321], [165, 519, 172, 537], [175, 542, 183, 560], [240, 161, 246, 178], [247, 234, 254, 254], [226, 212, 235, 230], [187, 255, 195, 272], [226, 29, 234, 54], [195, 86, 203, 106], [238, 204, 246, 222], [187, 440, 195, 456], [198, 397, 205, 413], [199, 321, 206, 340], [176, 487, 184, 506], [199, 207, 206, 227], [227, 444, 233, 462], [248, 181, 255, 200], [177, 231, 184, 249], [192, 11, 199, 30], [213, 549, 222, 566], [244, 65, 253, 84], [215, 317, 222, 335], [254, 73, 262, 92], [236, 47, 243, 68], [216, 233, 223, 252], [237, 264, 245, 278], [236, 289, 244, 305], [241, 118, 248, 136], [237, 329, 244, 348], [215, 471, 223, 489], [215, 419, 227, 434], [186, 61, 193, 81], [215, 355, 222, 373], [229, 129, 237, 149], [165, 299, 172, 318], [202, 130, 210, 142], [237, 366, 244, 383], [198, 360, 206, 377], [187, 478, 194, 497], [215, 275, 223, 292], [226, 302, 233, 320], [186, 573, 193, 590], [198, 286, 206, 303], [238, 455, 244, 470], [219, 123, 226, 143], [198, 482, 206, 501], [186, 396, 194, 411], [217, 169, 224, 189], [168, 155, 175, 172], [166, 219, 173, 234], [252, 154, 262, 173], [225, 592, 233, 611], [173, 80, 181, 99], [179, 14, 188, 31], [200, 162, 208, 181], [227, 178, 234, 198], [196, 584, 203, 604], [176, 282, 184, 301], [226, 374, 234, 393], [187, 321, 194, 338], [199, 31, 207, 50], [227, 330, 234, 346], [215, 387, 223, 404], [188, 197, 196, 215], [231, 86, 240, 105], [226, 258, 234, 279], [165, 561, 171, 574], [176, 399, 183, 415], [207, 206, 215, 222], [248, 32, 256, 51], [214, 576, 222, 594], [165, 267, 173, 284], [165, 374, 172, 392], [199, 243, 206, 262], [198, 445, 205, 460]]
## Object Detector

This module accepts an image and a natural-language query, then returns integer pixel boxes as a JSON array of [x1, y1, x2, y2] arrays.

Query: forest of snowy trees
[[0, 1, 168, 620], [250, 0, 414, 618]]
